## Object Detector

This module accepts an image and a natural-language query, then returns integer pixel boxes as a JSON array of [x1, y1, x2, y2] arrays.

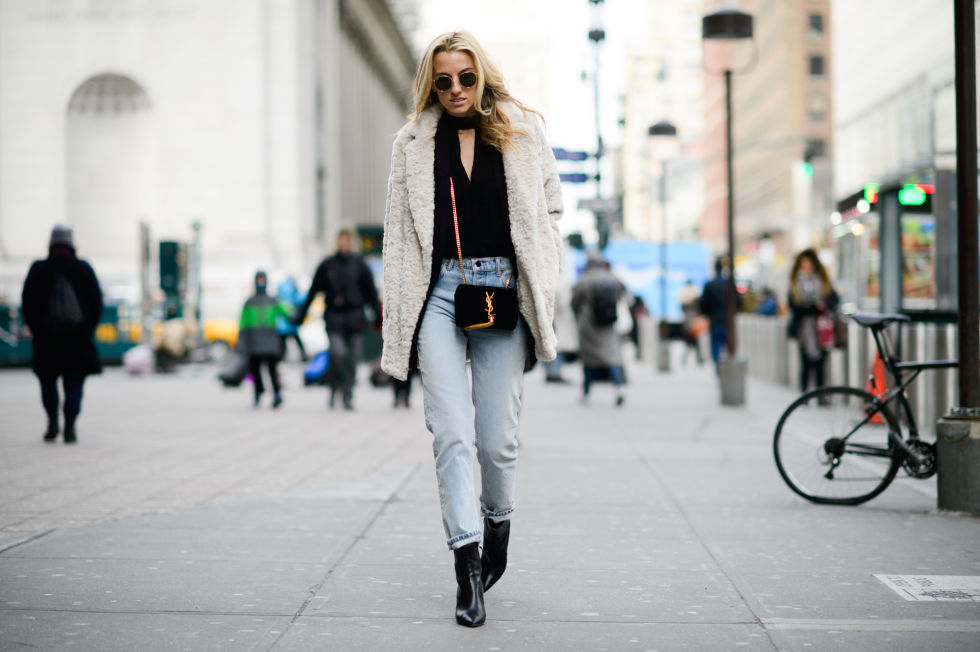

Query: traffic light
[[864, 183, 880, 204], [159, 241, 187, 319], [357, 225, 384, 255], [159, 241, 186, 297], [898, 184, 934, 206]]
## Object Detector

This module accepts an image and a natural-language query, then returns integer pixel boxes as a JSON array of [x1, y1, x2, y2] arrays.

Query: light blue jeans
[[417, 257, 527, 550]]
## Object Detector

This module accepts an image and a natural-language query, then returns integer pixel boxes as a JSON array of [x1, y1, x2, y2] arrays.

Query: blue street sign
[[552, 148, 590, 161], [559, 172, 590, 183]]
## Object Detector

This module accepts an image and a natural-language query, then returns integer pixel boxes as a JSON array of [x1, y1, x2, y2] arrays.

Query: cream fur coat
[[380, 102, 564, 380]]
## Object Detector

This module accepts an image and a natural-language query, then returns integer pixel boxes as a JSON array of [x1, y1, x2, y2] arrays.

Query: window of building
[[808, 14, 824, 40], [808, 93, 827, 121], [809, 55, 825, 77], [804, 138, 827, 160]]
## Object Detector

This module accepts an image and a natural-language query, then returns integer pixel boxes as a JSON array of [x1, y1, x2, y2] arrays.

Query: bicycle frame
[[864, 322, 957, 461]]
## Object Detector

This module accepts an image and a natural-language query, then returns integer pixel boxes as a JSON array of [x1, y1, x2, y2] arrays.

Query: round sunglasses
[[433, 71, 477, 92]]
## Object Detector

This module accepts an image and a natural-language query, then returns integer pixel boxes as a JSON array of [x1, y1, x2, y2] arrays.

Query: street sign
[[560, 173, 590, 184], [578, 197, 621, 213], [552, 148, 590, 161]]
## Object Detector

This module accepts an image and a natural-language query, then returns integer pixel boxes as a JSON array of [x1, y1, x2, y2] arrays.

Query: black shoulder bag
[[450, 178, 518, 331]]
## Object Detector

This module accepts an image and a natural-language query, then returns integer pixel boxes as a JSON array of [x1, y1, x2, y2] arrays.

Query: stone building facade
[[0, 0, 415, 318], [701, 0, 833, 292]]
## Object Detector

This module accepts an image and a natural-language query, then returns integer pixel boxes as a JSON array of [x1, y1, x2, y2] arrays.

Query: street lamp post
[[702, 6, 753, 405], [648, 120, 677, 373], [936, 0, 980, 515], [588, 0, 607, 245]]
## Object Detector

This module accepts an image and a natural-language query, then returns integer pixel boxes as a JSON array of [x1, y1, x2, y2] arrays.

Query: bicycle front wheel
[[773, 385, 902, 505]]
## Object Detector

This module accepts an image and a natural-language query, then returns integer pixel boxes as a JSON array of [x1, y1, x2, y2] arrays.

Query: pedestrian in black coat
[[294, 230, 381, 410], [699, 256, 741, 372], [21, 225, 104, 443]]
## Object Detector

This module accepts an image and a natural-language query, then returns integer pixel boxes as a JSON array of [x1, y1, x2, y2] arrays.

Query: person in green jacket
[[239, 271, 293, 408]]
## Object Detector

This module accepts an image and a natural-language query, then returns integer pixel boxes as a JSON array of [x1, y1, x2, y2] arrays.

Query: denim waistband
[[441, 257, 514, 277]]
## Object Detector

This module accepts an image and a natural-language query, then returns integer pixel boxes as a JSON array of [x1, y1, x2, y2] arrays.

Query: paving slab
[[276, 618, 775, 652], [2, 360, 980, 651], [0, 611, 289, 652]]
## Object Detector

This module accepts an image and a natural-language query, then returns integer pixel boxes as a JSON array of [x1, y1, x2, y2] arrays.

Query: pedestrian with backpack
[[239, 271, 293, 408], [571, 252, 628, 406], [21, 224, 104, 444]]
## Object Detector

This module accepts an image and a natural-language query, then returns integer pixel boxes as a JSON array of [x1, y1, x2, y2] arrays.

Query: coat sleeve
[[531, 116, 564, 269], [297, 262, 325, 322], [826, 288, 840, 312], [21, 262, 43, 331], [381, 133, 412, 320], [360, 259, 381, 319], [81, 261, 103, 332], [699, 284, 712, 316]]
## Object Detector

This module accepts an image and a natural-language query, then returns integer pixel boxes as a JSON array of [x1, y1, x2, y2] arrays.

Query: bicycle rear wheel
[[773, 385, 902, 505]]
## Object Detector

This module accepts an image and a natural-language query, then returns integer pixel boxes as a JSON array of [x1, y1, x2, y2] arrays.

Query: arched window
[[66, 73, 155, 265], [68, 73, 152, 114]]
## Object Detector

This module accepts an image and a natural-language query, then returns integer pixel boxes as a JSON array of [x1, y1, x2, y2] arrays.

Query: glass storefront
[[833, 213, 879, 312], [900, 214, 936, 307]]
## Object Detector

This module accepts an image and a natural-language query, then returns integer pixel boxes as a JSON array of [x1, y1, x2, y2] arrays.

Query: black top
[[433, 111, 515, 263]]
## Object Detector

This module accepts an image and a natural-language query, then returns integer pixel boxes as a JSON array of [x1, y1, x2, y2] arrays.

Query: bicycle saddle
[[851, 313, 910, 329]]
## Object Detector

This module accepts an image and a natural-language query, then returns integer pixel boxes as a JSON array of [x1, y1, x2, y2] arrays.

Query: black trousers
[[392, 372, 414, 405], [38, 372, 84, 428], [249, 355, 281, 396], [327, 330, 363, 400], [279, 333, 307, 361], [799, 348, 827, 392]]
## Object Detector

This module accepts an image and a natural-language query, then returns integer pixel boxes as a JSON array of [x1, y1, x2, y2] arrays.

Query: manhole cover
[[874, 575, 980, 602]]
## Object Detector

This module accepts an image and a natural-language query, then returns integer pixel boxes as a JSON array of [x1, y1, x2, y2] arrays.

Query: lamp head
[[648, 120, 678, 138], [702, 7, 753, 40]]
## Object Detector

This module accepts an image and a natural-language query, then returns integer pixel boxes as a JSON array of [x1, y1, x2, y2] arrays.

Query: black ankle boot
[[43, 419, 58, 442], [453, 542, 485, 627], [480, 517, 510, 592]]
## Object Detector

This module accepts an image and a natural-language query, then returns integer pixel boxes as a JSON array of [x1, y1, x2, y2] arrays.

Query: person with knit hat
[[21, 224, 104, 443]]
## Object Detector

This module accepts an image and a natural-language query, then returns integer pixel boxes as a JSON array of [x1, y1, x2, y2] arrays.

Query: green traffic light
[[898, 185, 927, 206]]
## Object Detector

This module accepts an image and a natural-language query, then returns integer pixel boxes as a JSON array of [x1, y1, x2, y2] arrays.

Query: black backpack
[[591, 281, 620, 326], [47, 274, 84, 331]]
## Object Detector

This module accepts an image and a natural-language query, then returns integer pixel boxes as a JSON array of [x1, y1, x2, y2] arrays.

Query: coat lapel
[[404, 107, 440, 254]]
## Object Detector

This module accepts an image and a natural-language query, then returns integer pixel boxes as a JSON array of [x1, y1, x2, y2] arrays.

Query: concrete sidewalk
[[1, 355, 978, 650]]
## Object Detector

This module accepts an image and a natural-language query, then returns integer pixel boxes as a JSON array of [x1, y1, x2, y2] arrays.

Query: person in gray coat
[[572, 253, 628, 406]]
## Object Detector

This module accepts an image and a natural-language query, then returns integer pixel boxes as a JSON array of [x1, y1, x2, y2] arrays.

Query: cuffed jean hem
[[482, 505, 515, 523], [447, 530, 482, 550]]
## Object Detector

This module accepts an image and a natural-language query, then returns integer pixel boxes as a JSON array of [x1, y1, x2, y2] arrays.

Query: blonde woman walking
[[380, 30, 563, 627]]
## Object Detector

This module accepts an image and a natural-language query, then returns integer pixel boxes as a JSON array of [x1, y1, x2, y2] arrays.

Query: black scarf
[[433, 112, 476, 263]]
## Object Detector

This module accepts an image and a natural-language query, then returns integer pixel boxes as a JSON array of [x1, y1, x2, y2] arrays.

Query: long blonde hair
[[411, 30, 540, 151]]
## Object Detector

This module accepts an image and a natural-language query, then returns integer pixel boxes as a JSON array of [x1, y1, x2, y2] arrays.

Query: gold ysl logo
[[484, 291, 496, 324]]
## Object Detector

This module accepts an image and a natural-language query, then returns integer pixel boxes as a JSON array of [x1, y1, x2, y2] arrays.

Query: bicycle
[[773, 313, 958, 505]]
